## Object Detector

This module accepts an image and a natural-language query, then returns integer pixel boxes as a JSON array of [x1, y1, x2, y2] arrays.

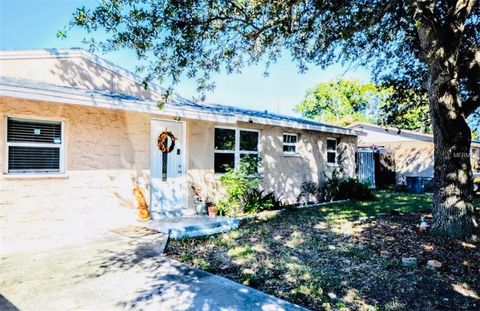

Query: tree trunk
[[428, 69, 477, 239]]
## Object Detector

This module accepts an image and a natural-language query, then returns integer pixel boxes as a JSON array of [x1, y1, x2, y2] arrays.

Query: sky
[[0, 0, 371, 117]]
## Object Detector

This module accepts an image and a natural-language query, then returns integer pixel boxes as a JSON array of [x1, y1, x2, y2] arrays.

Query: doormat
[[110, 225, 161, 238]]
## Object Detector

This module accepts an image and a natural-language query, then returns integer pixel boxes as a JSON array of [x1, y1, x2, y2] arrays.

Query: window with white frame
[[6, 117, 64, 174], [214, 127, 259, 173], [283, 133, 298, 155], [326, 138, 337, 165]]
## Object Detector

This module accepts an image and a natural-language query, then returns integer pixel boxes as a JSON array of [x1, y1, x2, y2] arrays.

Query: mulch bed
[[351, 213, 479, 310], [166, 210, 480, 310]]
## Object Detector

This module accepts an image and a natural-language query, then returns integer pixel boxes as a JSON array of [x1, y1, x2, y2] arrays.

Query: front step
[[169, 219, 240, 239], [143, 216, 240, 239]]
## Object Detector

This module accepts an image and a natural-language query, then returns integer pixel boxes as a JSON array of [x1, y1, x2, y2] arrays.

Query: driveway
[[0, 230, 305, 311]]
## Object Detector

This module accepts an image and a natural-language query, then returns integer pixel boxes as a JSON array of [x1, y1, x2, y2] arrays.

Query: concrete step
[[168, 218, 240, 239], [143, 216, 240, 239]]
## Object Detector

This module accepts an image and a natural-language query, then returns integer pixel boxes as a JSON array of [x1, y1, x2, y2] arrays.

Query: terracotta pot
[[207, 204, 218, 217]]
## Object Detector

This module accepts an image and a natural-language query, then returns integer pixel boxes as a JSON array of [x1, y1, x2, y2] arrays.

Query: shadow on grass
[[79, 235, 303, 310], [166, 190, 479, 310]]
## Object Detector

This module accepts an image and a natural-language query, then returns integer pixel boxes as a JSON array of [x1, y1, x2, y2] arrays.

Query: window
[[326, 138, 337, 165], [214, 127, 259, 173], [283, 133, 298, 154], [6, 117, 64, 174]]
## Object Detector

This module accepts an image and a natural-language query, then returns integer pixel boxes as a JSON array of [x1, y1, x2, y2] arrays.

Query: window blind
[[7, 118, 62, 144], [8, 146, 60, 171], [6, 117, 63, 173]]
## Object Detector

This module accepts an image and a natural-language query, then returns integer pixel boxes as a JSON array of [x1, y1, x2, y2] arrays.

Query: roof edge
[[348, 122, 480, 147], [0, 48, 168, 96], [0, 77, 357, 136], [347, 122, 433, 138]]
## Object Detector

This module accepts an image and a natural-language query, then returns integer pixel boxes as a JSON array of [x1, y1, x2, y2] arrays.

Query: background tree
[[295, 79, 387, 127], [377, 80, 432, 133], [66, 0, 479, 238], [295, 78, 433, 132]]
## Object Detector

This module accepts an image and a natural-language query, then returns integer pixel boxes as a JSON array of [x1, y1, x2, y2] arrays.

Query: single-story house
[[348, 122, 480, 186], [0, 48, 357, 249]]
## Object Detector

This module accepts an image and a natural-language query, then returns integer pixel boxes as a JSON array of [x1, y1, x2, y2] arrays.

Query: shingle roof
[[0, 76, 356, 135], [168, 99, 348, 130]]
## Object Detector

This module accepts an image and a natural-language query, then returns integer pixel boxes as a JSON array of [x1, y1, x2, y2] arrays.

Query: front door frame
[[150, 118, 187, 217]]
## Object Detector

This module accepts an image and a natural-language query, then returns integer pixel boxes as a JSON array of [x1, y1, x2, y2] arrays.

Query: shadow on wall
[[392, 144, 434, 183], [0, 99, 154, 252], [50, 57, 160, 100], [260, 128, 356, 205], [63, 104, 151, 209]]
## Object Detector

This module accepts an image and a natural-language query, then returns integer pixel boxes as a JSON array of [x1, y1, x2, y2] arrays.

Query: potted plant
[[192, 185, 207, 215], [205, 197, 218, 217]]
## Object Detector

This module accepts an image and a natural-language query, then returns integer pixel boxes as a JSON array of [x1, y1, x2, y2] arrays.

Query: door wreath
[[157, 131, 177, 153]]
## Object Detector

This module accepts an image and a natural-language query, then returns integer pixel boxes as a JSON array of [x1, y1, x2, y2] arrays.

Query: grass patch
[[227, 244, 253, 259], [166, 190, 479, 310]]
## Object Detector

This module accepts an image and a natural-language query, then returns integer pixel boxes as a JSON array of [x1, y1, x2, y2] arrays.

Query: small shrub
[[218, 156, 261, 216], [320, 169, 375, 202], [243, 188, 282, 214], [297, 181, 320, 204], [219, 156, 282, 215], [338, 177, 375, 201]]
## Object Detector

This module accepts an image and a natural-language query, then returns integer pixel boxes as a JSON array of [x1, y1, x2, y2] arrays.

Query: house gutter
[[0, 81, 357, 135], [0, 82, 238, 124]]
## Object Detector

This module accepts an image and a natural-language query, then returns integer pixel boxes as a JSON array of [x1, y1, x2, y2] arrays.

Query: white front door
[[150, 119, 186, 218]]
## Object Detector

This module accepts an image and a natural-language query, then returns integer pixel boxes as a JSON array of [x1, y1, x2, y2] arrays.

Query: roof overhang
[[0, 80, 357, 135], [0, 81, 238, 124]]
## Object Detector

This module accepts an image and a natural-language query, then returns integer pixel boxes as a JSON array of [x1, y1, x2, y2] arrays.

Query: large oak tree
[[66, 0, 479, 238]]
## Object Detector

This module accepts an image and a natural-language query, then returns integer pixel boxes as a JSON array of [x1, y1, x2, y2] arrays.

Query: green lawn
[[316, 190, 432, 219], [166, 191, 480, 310]]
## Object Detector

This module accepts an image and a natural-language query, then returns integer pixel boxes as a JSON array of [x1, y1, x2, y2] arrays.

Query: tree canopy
[[295, 79, 387, 127], [296, 78, 478, 135], [64, 0, 478, 111], [65, 0, 480, 238]]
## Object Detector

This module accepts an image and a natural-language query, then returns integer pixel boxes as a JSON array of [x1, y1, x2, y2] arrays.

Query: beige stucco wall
[[472, 146, 480, 172], [378, 141, 480, 184], [1, 97, 356, 251], [0, 97, 153, 253], [380, 141, 434, 184], [0, 56, 161, 100], [186, 120, 357, 205], [1, 53, 358, 252]]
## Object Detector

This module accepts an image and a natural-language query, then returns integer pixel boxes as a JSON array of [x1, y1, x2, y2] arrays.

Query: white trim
[[326, 137, 338, 165], [282, 132, 299, 156], [0, 83, 238, 124], [182, 119, 188, 210], [3, 116, 7, 174], [214, 126, 260, 173], [0, 81, 357, 135], [237, 115, 357, 136], [347, 122, 433, 141], [150, 118, 187, 213], [4, 116, 65, 175], [0, 47, 357, 136], [3, 173, 69, 180]]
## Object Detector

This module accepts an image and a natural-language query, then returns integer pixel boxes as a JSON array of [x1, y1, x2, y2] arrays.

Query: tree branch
[[451, 0, 478, 27], [463, 96, 480, 117]]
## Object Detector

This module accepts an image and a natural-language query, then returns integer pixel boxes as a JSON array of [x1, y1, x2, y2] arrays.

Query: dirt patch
[[166, 207, 479, 310]]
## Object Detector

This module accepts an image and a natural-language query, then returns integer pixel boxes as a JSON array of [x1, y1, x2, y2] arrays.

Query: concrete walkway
[[0, 231, 306, 311]]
